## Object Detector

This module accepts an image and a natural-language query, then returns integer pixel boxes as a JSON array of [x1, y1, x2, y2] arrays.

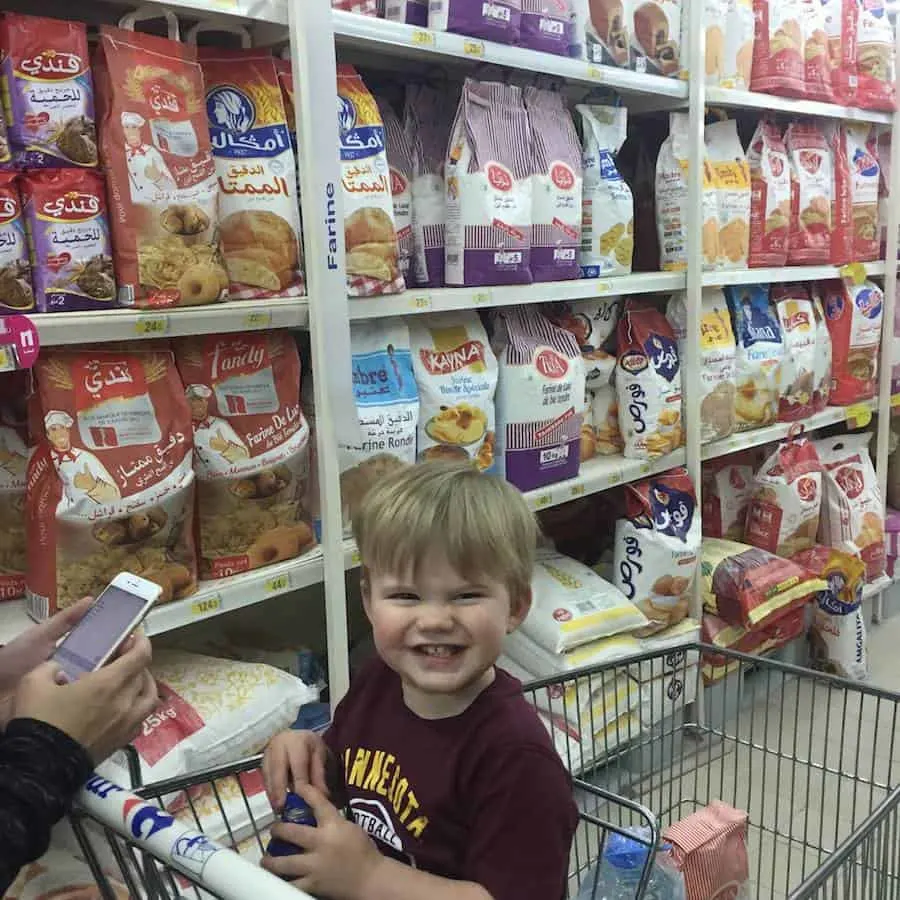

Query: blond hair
[[353, 461, 537, 599]]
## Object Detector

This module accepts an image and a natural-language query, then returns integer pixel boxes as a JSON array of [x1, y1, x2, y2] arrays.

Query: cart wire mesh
[[69, 642, 900, 899]]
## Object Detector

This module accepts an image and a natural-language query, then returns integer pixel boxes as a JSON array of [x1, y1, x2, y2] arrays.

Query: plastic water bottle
[[265, 791, 317, 861], [577, 830, 686, 900]]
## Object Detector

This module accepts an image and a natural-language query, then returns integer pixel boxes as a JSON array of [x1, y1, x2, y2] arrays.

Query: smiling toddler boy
[[262, 460, 578, 899]]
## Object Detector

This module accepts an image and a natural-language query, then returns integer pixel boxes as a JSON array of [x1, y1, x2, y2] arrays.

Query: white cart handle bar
[[77, 773, 314, 900]]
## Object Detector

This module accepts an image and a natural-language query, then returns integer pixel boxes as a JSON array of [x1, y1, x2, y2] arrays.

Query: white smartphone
[[51, 572, 162, 682]]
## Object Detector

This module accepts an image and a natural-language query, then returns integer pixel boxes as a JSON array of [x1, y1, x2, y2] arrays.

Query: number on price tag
[[608, 472, 623, 486], [244, 310, 272, 329], [845, 402, 873, 428], [134, 315, 169, 337], [839, 262, 867, 286], [411, 29, 435, 46], [410, 295, 431, 312], [472, 290, 492, 305], [463, 39, 485, 57], [191, 595, 223, 618], [893, 393, 900, 409], [533, 493, 552, 509], [640, 463, 651, 475], [0, 346, 16, 374], [570, 484, 585, 497], [586, 66, 605, 81], [266, 573, 291, 595], [351, 548, 362, 566]]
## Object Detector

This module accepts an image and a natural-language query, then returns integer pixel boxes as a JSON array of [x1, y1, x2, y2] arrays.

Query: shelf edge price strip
[[191, 594, 223, 619]]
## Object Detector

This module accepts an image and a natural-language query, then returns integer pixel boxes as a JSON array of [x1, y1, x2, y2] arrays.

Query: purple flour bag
[[385, 0, 429, 25], [404, 84, 456, 287], [444, 79, 533, 287], [521, 0, 577, 55], [524, 88, 582, 281], [429, 0, 523, 45], [376, 97, 415, 283]]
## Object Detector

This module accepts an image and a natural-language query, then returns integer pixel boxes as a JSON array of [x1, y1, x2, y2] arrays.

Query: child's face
[[363, 550, 530, 718]]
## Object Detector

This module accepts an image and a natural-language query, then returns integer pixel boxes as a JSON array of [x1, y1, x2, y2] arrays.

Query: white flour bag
[[339, 320, 419, 532], [445, 79, 533, 286], [706, 118, 750, 270], [525, 88, 582, 282], [410, 311, 498, 472], [492, 306, 585, 492], [577, 105, 633, 277]]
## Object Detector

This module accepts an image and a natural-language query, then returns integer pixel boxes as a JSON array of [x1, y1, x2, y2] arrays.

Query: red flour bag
[[747, 120, 791, 268], [828, 123, 853, 266], [823, 0, 858, 104], [855, 0, 896, 112], [0, 372, 30, 601], [802, 0, 835, 101], [26, 348, 198, 617], [786, 121, 832, 265], [0, 173, 33, 314], [751, 0, 805, 95]]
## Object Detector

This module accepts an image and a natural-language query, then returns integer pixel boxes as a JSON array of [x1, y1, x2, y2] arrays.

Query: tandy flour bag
[[492, 306, 585, 491], [0, 173, 32, 314], [410, 311, 498, 472], [525, 88, 582, 282], [26, 348, 198, 617], [174, 332, 314, 580], [445, 80, 533, 287]]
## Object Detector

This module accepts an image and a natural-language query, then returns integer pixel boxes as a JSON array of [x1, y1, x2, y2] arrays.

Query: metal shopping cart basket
[[68, 643, 900, 899]]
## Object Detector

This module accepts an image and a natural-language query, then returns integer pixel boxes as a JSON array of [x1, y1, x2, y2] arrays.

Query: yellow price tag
[[134, 315, 169, 336], [846, 402, 873, 428], [0, 346, 16, 374], [892, 393, 900, 409], [265, 573, 291, 594], [839, 262, 867, 286], [533, 493, 552, 508], [411, 29, 435, 46], [640, 463, 651, 475], [244, 310, 273, 329], [410, 295, 431, 311], [586, 65, 605, 81], [463, 39, 485, 57], [608, 472, 623, 486], [351, 549, 362, 566], [593, 281, 612, 294], [472, 290, 492, 305], [570, 484, 586, 497], [191, 595, 223, 618]]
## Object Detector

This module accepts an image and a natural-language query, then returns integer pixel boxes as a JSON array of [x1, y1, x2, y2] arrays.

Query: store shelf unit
[[705, 86, 894, 125], [702, 261, 888, 289]]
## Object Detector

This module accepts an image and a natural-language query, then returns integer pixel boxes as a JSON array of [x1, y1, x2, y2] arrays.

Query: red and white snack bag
[[745, 434, 823, 558], [174, 332, 315, 580], [0, 372, 29, 602], [751, 0, 805, 95], [747, 120, 791, 268], [823, 277, 882, 404], [823, 0, 858, 104], [816, 432, 885, 582], [701, 453, 756, 541], [810, 287, 833, 411], [827, 123, 853, 266], [773, 284, 817, 421], [802, 0, 836, 101], [376, 96, 415, 285], [856, 0, 896, 112], [848, 123, 881, 261], [25, 348, 198, 617], [786, 121, 833, 265]]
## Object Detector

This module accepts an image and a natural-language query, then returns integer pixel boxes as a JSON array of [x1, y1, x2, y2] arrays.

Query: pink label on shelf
[[0, 315, 39, 371]]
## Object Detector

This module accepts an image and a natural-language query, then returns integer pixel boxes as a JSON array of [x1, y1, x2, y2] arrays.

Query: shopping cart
[[68, 643, 900, 899]]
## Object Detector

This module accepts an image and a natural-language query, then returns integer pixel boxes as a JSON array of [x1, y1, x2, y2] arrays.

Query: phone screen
[[53, 586, 150, 681]]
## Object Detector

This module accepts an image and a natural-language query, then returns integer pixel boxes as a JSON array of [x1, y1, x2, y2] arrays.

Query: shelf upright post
[[873, 16, 900, 623], [288, 0, 358, 701]]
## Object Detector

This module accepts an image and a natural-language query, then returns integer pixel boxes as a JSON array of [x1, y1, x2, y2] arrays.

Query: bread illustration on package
[[0, 174, 33, 314], [26, 349, 198, 617], [200, 49, 305, 301], [0, 14, 98, 169], [93, 23, 227, 308], [175, 332, 314, 579]]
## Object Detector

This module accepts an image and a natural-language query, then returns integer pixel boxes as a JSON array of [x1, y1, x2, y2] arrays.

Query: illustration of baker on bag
[[45, 410, 121, 505], [186, 384, 250, 466], [122, 111, 177, 202]]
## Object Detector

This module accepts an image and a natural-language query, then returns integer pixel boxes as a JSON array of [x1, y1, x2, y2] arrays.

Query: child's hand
[[263, 730, 330, 810], [261, 783, 382, 899]]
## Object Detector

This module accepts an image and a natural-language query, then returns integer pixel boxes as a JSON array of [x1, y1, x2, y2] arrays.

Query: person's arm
[[361, 856, 492, 900], [0, 718, 92, 895]]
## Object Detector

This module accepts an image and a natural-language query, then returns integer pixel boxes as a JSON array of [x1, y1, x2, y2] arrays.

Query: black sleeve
[[0, 718, 93, 894]]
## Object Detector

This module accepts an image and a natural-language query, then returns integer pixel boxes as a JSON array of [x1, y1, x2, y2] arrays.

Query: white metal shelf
[[703, 261, 887, 289], [864, 574, 893, 601], [706, 86, 894, 125], [348, 272, 684, 319], [32, 298, 309, 346]]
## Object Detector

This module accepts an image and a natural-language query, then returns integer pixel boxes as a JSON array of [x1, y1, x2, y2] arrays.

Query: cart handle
[[76, 773, 314, 900]]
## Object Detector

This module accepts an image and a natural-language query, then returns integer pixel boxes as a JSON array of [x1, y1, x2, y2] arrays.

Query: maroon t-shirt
[[324, 658, 578, 900]]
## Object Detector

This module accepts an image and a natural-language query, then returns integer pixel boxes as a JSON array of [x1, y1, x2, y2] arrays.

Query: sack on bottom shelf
[[504, 626, 639, 678], [539, 706, 641, 772], [5, 847, 130, 899]]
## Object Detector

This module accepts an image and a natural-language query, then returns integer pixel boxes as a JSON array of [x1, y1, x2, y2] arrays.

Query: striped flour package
[[492, 306, 585, 491], [376, 97, 415, 284], [385, 0, 429, 24], [405, 84, 456, 288], [445, 80, 533, 286], [521, 0, 577, 55], [525, 88, 582, 282], [578, 105, 633, 277], [430, 0, 523, 43]]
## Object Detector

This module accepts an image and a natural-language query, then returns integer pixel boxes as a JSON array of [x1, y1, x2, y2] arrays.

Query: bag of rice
[[631, 0, 683, 76], [0, 373, 29, 601], [339, 320, 418, 531], [572, 0, 631, 65], [539, 704, 640, 772], [816, 432, 885, 582], [747, 120, 791, 268], [773, 285, 816, 421], [744, 435, 823, 558], [793, 545, 867, 679], [613, 467, 700, 636], [706, 119, 750, 270], [526, 88, 582, 282], [810, 288, 833, 412], [546, 296, 621, 387], [802, 0, 836, 101], [492, 306, 585, 491], [338, 65, 405, 297], [385, 0, 429, 24], [855, 0, 896, 112], [592, 384, 624, 455], [376, 97, 415, 285], [785, 121, 833, 265], [701, 453, 756, 541], [404, 84, 456, 288], [751, 0, 805, 95], [726, 285, 783, 431], [577, 105, 632, 277], [445, 79, 533, 287], [617, 303, 683, 459], [701, 537, 825, 630], [505, 625, 640, 677], [667, 289, 736, 443], [409, 311, 498, 472], [430, 0, 523, 43], [521, 548, 647, 653], [823, 277, 882, 405]]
